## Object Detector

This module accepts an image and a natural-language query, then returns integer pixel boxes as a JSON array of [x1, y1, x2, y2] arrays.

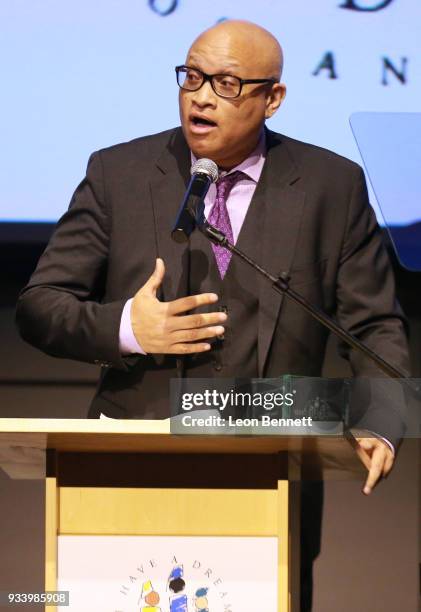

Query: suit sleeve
[[16, 151, 130, 371], [335, 166, 411, 447]]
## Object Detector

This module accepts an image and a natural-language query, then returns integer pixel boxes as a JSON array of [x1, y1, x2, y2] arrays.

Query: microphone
[[171, 158, 219, 243]]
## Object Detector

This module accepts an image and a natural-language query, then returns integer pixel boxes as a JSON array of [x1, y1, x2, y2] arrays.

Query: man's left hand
[[354, 436, 395, 495]]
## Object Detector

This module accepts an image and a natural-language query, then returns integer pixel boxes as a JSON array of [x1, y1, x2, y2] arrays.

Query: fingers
[[142, 258, 165, 296], [170, 326, 225, 344], [131, 274, 227, 354], [168, 311, 227, 331], [356, 437, 374, 453], [362, 441, 392, 495], [169, 342, 212, 354], [167, 292, 219, 316], [382, 449, 394, 477]]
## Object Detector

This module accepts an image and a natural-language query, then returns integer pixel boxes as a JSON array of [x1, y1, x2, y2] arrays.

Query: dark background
[[0, 232, 420, 611]]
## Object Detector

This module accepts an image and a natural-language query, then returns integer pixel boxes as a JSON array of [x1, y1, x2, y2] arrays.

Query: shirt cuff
[[118, 298, 146, 355]]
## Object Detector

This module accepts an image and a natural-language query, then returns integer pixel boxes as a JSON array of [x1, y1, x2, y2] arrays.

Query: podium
[[0, 419, 366, 612]]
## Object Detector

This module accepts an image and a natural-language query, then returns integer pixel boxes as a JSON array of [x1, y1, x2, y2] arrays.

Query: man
[[16, 19, 409, 610]]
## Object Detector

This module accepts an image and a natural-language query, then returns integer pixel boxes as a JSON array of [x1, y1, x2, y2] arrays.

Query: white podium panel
[[58, 535, 278, 612]]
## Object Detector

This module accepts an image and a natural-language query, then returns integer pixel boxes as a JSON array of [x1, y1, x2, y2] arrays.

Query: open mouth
[[190, 115, 217, 129]]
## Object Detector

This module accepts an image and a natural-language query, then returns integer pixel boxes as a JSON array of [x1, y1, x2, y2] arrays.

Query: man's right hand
[[131, 258, 227, 355]]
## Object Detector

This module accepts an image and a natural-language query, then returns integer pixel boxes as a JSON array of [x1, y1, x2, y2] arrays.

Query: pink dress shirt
[[119, 134, 266, 356]]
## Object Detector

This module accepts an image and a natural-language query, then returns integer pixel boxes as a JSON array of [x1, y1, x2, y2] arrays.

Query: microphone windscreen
[[191, 158, 219, 183]]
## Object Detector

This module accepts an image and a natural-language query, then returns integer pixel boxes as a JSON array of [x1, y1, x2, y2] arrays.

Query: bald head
[[188, 20, 283, 81], [178, 19, 286, 169]]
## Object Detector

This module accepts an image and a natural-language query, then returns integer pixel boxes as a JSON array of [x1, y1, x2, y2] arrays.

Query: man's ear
[[265, 83, 286, 119]]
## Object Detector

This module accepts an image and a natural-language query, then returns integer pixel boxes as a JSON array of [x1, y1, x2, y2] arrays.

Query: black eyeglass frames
[[175, 65, 277, 99]]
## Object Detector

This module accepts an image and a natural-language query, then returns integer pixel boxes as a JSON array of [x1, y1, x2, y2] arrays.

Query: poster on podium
[[58, 535, 278, 612]]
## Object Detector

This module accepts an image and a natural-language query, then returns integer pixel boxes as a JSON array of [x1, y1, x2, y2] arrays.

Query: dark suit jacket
[[16, 127, 410, 445]]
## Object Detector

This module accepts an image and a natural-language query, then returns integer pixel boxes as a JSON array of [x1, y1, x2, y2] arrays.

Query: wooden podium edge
[[45, 476, 58, 612]]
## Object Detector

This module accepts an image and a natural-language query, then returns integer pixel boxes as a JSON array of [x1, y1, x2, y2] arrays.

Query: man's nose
[[191, 79, 217, 107]]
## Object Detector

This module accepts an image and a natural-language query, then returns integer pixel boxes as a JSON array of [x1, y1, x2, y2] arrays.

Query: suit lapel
[[257, 130, 306, 375], [149, 128, 191, 301], [149, 126, 306, 375]]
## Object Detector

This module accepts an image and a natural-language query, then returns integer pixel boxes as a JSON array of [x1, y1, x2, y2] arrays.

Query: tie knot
[[216, 170, 244, 198]]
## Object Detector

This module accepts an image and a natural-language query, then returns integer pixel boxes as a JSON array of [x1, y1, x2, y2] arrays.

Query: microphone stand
[[196, 217, 420, 395]]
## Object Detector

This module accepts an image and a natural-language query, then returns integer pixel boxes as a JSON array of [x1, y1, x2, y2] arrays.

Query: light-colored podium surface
[[0, 419, 367, 612]]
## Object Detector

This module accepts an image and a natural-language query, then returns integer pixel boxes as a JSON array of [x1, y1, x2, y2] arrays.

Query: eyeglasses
[[175, 65, 277, 99]]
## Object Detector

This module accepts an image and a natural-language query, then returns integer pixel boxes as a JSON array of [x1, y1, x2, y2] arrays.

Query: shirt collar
[[190, 130, 266, 183]]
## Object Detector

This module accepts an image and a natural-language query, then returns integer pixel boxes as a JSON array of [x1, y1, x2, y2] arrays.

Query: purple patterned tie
[[208, 171, 243, 278]]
